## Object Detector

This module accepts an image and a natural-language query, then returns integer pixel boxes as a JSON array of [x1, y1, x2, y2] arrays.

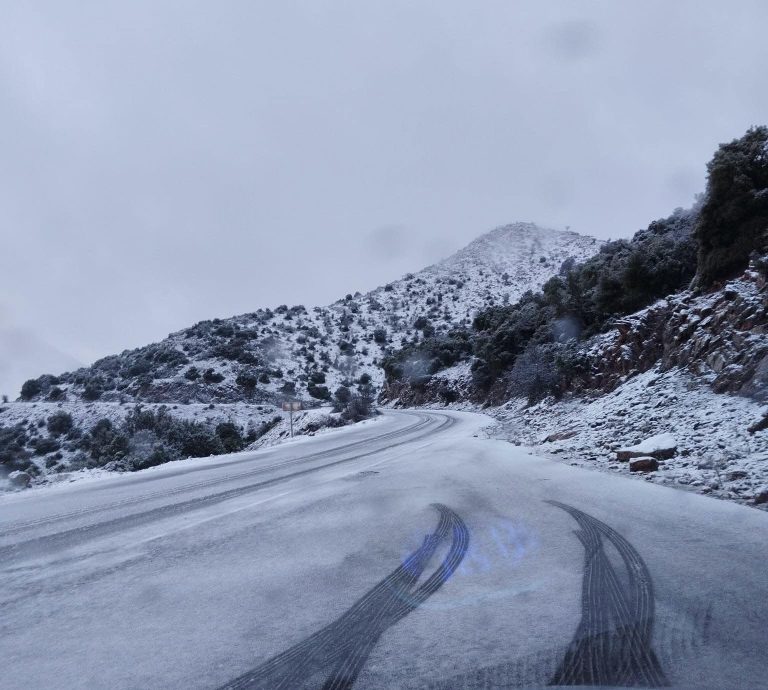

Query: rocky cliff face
[[381, 361, 471, 408], [578, 261, 768, 401]]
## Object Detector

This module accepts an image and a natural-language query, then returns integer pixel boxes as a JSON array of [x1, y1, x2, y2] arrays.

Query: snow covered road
[[1, 410, 766, 689]]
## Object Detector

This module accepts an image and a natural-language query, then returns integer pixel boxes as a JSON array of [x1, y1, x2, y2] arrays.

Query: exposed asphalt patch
[[218, 504, 469, 690]]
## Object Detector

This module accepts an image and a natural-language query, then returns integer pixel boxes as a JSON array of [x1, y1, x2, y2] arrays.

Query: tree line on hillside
[[384, 126, 768, 404]]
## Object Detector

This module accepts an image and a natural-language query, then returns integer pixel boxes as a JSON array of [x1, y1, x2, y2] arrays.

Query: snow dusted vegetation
[[16, 222, 599, 405], [0, 401, 281, 488], [383, 254, 768, 510]]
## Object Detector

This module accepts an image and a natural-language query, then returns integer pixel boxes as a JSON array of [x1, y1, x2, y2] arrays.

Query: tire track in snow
[[218, 504, 469, 690], [547, 501, 668, 687], [427, 503, 669, 688]]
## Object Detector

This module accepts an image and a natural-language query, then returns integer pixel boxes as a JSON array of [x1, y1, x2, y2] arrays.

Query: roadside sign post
[[281, 400, 303, 438]]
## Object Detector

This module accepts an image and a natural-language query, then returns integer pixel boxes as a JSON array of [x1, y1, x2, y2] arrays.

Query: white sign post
[[281, 400, 303, 438]]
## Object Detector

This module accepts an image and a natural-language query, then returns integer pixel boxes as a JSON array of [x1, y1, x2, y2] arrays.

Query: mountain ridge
[[15, 222, 601, 406]]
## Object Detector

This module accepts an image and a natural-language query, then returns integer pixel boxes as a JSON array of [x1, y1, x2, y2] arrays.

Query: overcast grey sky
[[2, 1, 768, 397]]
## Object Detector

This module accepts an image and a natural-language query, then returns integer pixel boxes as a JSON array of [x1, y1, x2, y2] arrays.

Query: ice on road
[[1, 410, 766, 689]]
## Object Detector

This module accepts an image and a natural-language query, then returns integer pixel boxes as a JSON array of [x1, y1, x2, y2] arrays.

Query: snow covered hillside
[[16, 223, 599, 406]]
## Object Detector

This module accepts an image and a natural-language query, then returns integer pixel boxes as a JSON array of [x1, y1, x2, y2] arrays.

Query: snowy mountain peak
[[433, 222, 598, 274], [17, 222, 602, 405]]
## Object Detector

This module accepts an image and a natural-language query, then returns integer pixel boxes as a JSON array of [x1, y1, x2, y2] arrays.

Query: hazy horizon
[[3, 1, 768, 397]]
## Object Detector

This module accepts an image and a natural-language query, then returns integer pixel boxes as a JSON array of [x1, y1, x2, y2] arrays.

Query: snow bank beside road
[[490, 367, 768, 509]]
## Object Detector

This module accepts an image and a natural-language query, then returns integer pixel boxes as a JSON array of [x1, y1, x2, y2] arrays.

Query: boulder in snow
[[617, 433, 677, 461], [543, 430, 578, 443], [629, 457, 659, 472], [8, 470, 31, 488], [747, 414, 768, 434]]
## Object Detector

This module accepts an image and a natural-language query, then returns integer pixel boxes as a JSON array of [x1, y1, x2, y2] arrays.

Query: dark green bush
[[0, 424, 31, 471], [20, 379, 42, 400], [342, 388, 376, 423], [171, 422, 224, 457], [382, 329, 473, 385], [184, 366, 200, 380], [215, 422, 246, 453], [126, 444, 175, 471], [235, 370, 258, 391], [47, 387, 66, 401], [203, 368, 225, 384], [30, 436, 60, 455], [307, 382, 331, 400], [695, 126, 768, 286], [502, 342, 584, 405], [280, 381, 296, 395], [82, 378, 104, 401], [334, 386, 352, 407], [214, 324, 235, 337], [213, 340, 258, 363], [47, 411, 73, 437], [84, 419, 129, 463], [124, 359, 152, 377]]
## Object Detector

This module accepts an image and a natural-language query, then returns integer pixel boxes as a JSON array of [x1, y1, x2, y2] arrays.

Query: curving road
[[1, 410, 766, 689]]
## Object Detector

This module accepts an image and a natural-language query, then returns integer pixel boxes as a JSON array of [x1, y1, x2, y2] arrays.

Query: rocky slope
[[492, 367, 768, 508], [578, 263, 768, 399]]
